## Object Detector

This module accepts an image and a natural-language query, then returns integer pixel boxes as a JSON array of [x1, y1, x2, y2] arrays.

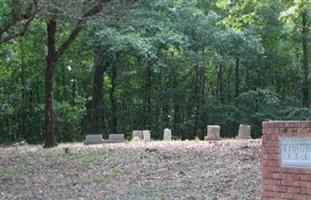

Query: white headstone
[[237, 124, 252, 139], [164, 128, 172, 141], [84, 134, 103, 145], [132, 130, 143, 140], [143, 130, 151, 142], [204, 125, 221, 140]]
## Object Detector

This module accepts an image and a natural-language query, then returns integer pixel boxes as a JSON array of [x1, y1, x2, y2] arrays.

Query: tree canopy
[[1, 0, 311, 145]]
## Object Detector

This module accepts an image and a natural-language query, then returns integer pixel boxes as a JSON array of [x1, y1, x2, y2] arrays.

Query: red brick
[[265, 160, 280, 167], [273, 121, 287, 128], [266, 191, 282, 198], [264, 179, 281, 186], [262, 185, 287, 193], [302, 175, 311, 181], [267, 154, 280, 161], [301, 187, 311, 195], [286, 174, 301, 181], [281, 180, 300, 187], [301, 169, 311, 174], [300, 121, 311, 128], [264, 166, 281, 173], [271, 173, 286, 180], [281, 193, 294, 199], [285, 121, 301, 128], [262, 121, 274, 129], [265, 134, 280, 141], [300, 181, 311, 188], [280, 168, 307, 174], [262, 191, 269, 197], [293, 194, 309, 200], [297, 128, 311, 135], [264, 141, 280, 147], [287, 187, 301, 194]]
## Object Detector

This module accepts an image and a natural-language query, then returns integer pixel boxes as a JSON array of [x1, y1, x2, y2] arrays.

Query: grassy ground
[[0, 140, 261, 200]]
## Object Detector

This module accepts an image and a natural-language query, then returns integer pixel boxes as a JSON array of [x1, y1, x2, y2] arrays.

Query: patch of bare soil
[[0, 139, 261, 200]]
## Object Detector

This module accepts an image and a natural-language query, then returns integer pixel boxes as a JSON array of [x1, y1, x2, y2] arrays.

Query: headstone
[[103, 134, 126, 143], [163, 128, 172, 141], [109, 134, 125, 141], [236, 124, 252, 139], [84, 134, 103, 145], [143, 130, 151, 142], [132, 130, 143, 140], [262, 121, 311, 199], [204, 125, 221, 140]]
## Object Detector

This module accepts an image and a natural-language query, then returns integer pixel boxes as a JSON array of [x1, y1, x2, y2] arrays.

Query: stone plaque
[[280, 137, 311, 167]]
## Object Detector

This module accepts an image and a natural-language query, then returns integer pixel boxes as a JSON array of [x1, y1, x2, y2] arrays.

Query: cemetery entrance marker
[[262, 121, 311, 199]]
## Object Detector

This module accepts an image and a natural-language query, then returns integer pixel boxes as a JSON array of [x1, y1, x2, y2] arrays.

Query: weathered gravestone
[[103, 134, 126, 143], [236, 124, 252, 139], [132, 130, 143, 140], [204, 125, 221, 140], [143, 130, 151, 142], [84, 134, 103, 145], [163, 128, 172, 141], [262, 121, 311, 199]]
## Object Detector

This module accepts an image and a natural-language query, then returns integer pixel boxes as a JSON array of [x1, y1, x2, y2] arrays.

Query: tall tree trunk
[[160, 70, 170, 129], [144, 65, 152, 129], [235, 56, 240, 98], [42, 2, 108, 148], [91, 50, 106, 134], [44, 20, 58, 148], [110, 64, 118, 133], [302, 11, 310, 107], [217, 64, 224, 102], [21, 42, 25, 139], [193, 64, 205, 139]]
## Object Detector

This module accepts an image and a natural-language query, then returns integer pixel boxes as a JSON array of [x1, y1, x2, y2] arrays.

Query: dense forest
[[1, 0, 311, 146]]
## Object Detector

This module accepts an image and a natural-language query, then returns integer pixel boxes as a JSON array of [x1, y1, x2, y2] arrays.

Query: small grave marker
[[143, 130, 151, 142], [103, 134, 126, 143], [84, 134, 103, 145], [236, 124, 252, 139], [204, 125, 221, 140], [132, 130, 143, 140], [164, 128, 172, 141]]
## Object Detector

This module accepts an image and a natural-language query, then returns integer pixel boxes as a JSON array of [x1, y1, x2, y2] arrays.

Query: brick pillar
[[262, 121, 311, 199]]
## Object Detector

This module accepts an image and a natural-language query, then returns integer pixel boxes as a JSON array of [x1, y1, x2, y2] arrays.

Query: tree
[[280, 0, 311, 107], [43, 0, 110, 148], [2, 0, 311, 144], [0, 0, 37, 45]]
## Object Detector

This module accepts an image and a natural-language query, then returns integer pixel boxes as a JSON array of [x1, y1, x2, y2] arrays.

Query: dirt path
[[0, 140, 261, 200]]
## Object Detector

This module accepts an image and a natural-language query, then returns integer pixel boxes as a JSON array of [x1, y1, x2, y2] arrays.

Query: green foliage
[[54, 97, 87, 142], [1, 0, 311, 143]]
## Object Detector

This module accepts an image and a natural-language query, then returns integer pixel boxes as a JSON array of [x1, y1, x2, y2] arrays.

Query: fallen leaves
[[0, 139, 261, 200]]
